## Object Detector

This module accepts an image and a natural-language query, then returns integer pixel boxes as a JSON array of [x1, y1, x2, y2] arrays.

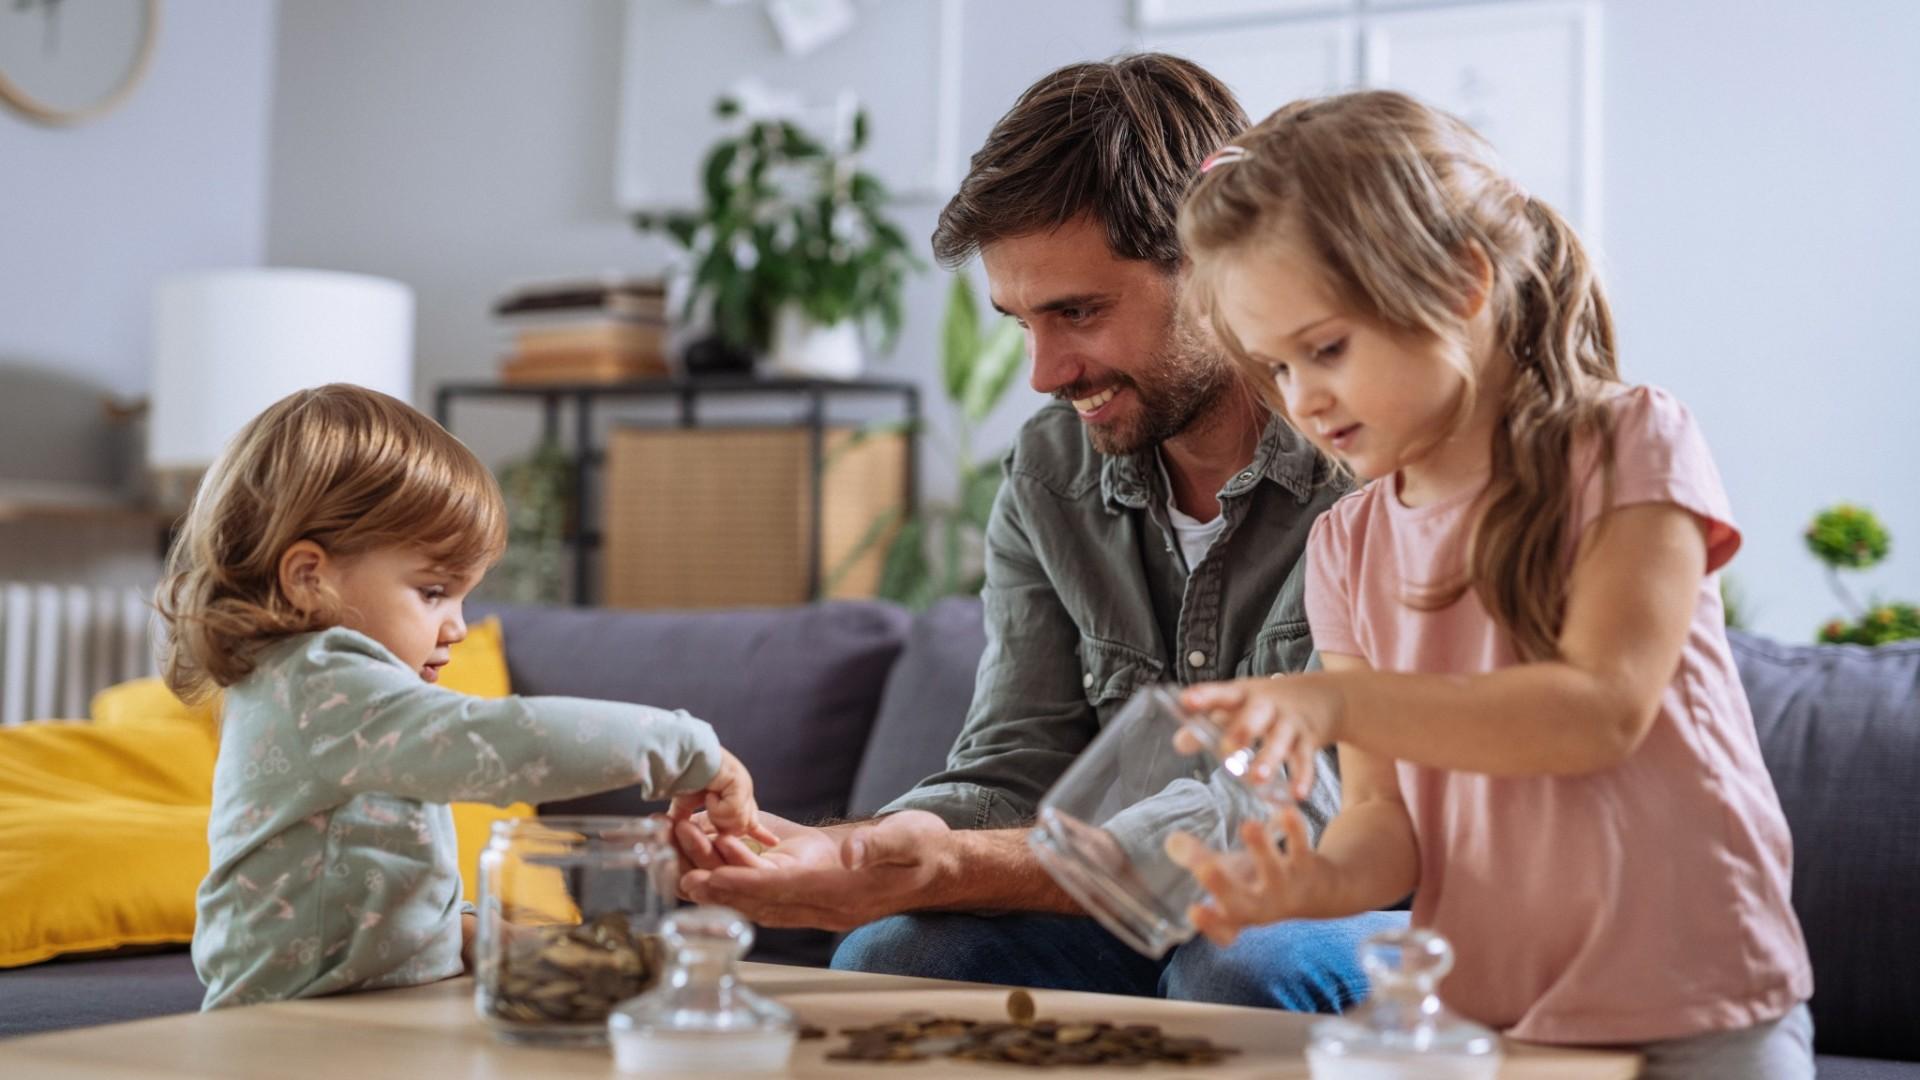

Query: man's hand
[[673, 810, 956, 932]]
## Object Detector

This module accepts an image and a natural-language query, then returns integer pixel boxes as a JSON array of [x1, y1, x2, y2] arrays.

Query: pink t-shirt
[[1305, 385, 1812, 1045]]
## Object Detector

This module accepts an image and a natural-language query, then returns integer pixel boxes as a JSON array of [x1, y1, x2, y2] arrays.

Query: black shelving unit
[[435, 376, 921, 606]]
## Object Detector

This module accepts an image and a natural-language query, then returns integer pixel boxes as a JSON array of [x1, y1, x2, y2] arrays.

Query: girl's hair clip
[[1200, 145, 1251, 174]]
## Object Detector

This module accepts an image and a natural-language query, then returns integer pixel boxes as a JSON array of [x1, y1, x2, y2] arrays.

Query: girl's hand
[[670, 750, 777, 844], [1179, 675, 1346, 800], [1164, 805, 1338, 945]]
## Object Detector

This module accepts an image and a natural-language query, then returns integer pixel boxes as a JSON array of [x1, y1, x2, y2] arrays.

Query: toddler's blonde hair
[[157, 383, 507, 700]]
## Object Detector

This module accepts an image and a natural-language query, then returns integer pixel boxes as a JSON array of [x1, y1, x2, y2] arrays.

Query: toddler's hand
[[1177, 675, 1345, 800], [1164, 806, 1336, 945], [670, 750, 772, 841]]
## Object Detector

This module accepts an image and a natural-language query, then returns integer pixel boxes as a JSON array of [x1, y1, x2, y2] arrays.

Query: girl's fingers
[[1238, 819, 1287, 895], [1181, 682, 1246, 713], [1279, 806, 1313, 864], [1188, 903, 1242, 947], [1251, 719, 1296, 784], [1289, 737, 1318, 802]]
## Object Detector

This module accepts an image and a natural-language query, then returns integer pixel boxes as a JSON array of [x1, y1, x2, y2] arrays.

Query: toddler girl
[[1169, 92, 1813, 1078], [159, 383, 766, 1009]]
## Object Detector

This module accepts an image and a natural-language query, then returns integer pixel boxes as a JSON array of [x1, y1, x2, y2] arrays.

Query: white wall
[[0, 0, 277, 585], [1601, 0, 1920, 641], [263, 0, 1918, 641], [264, 0, 1129, 477]]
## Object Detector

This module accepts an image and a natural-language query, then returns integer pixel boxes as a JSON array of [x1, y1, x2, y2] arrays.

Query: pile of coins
[[822, 990, 1240, 1068], [478, 911, 662, 1027]]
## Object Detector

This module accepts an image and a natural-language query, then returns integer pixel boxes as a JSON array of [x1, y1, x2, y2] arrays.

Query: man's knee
[[1160, 911, 1411, 1013], [830, 914, 1003, 983]]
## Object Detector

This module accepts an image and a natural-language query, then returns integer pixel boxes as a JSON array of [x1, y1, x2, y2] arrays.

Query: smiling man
[[676, 53, 1404, 1012]]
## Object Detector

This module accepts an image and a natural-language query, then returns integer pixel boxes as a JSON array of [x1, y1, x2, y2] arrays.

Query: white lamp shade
[[149, 269, 415, 470]]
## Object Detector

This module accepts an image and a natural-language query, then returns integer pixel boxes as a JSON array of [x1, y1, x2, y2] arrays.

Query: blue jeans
[[831, 910, 1409, 1013]]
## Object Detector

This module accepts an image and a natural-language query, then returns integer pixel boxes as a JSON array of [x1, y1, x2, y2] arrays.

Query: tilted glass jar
[[1028, 683, 1297, 957]]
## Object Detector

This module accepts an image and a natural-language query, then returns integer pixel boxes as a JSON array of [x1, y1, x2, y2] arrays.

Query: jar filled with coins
[[474, 816, 676, 1045]]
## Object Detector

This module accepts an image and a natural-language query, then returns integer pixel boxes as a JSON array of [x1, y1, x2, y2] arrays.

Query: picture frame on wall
[[1364, 1, 1602, 237], [1141, 17, 1360, 121], [617, 0, 960, 210]]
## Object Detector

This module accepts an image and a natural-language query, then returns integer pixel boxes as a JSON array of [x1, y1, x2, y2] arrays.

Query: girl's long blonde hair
[[156, 383, 507, 700], [1180, 91, 1618, 661]]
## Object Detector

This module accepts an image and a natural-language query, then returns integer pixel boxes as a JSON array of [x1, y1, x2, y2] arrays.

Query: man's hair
[[932, 53, 1247, 271]]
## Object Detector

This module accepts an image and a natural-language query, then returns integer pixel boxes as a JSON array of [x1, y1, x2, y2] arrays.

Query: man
[[676, 53, 1404, 1011]]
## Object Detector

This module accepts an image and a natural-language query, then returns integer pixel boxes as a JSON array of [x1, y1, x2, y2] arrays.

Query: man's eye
[[1061, 307, 1095, 325]]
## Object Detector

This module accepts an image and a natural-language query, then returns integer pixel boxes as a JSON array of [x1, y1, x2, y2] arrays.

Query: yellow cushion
[[0, 616, 527, 968], [0, 716, 216, 966]]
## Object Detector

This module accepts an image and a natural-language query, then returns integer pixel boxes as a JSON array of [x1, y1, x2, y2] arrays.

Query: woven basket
[[602, 425, 907, 609]]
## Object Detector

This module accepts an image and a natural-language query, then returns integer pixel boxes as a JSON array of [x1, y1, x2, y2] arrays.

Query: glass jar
[[474, 816, 677, 1045], [607, 906, 796, 1074], [1028, 683, 1295, 957], [1307, 927, 1501, 1080]]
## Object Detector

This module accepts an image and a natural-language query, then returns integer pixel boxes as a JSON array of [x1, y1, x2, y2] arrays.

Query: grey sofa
[[1, 598, 1914, 1077]]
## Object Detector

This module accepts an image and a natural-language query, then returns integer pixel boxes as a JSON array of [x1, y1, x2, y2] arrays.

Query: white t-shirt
[[1158, 451, 1228, 573]]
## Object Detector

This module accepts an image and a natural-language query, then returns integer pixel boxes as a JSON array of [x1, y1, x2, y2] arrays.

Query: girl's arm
[[1190, 501, 1709, 781], [1173, 654, 1419, 941], [1337, 502, 1707, 774]]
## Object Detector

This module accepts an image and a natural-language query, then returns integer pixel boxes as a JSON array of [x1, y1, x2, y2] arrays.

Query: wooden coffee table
[[0, 962, 1639, 1077]]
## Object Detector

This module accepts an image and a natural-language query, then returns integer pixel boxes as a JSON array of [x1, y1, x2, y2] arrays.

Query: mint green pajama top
[[192, 627, 720, 1010]]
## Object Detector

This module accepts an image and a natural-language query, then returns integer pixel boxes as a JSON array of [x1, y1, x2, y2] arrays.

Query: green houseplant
[[1806, 503, 1918, 645], [826, 273, 1026, 608], [633, 96, 919, 373]]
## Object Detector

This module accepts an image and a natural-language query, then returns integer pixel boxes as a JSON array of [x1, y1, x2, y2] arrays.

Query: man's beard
[[1074, 311, 1236, 457]]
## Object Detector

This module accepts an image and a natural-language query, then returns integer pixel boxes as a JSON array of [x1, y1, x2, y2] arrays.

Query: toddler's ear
[[278, 540, 330, 614]]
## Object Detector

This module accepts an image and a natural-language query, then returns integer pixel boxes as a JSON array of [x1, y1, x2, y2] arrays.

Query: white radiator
[[0, 583, 159, 727]]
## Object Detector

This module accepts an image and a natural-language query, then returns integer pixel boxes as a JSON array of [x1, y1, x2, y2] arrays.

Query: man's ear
[[278, 540, 330, 614], [1456, 241, 1496, 320]]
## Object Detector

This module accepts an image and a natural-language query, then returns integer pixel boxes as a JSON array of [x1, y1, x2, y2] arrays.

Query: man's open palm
[[674, 810, 952, 931]]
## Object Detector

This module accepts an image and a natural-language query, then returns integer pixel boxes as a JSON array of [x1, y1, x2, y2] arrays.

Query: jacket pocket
[[1077, 637, 1166, 709]]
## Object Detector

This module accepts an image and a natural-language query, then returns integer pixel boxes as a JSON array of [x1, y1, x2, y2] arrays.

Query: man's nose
[[1025, 328, 1079, 398]]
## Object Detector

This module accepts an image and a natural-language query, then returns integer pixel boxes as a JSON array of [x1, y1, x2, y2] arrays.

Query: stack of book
[[493, 278, 671, 384]]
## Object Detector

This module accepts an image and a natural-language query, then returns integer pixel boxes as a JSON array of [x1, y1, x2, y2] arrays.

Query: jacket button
[[1187, 650, 1207, 668], [1237, 471, 1254, 483], [1082, 672, 1095, 688]]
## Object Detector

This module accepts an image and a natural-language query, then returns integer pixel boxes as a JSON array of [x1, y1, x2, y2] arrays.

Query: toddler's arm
[[288, 630, 726, 809]]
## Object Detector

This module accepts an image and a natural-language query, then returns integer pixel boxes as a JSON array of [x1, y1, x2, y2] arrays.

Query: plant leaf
[[702, 142, 739, 210], [877, 517, 929, 605], [941, 274, 979, 403], [961, 317, 1028, 423], [962, 466, 1003, 530]]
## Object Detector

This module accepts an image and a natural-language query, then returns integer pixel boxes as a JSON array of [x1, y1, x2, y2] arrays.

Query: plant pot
[[769, 304, 862, 380]]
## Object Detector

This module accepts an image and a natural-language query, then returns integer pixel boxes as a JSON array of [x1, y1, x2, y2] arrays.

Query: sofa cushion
[[0, 950, 204, 1039], [848, 597, 987, 818], [483, 600, 910, 828], [1731, 630, 1920, 1062]]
